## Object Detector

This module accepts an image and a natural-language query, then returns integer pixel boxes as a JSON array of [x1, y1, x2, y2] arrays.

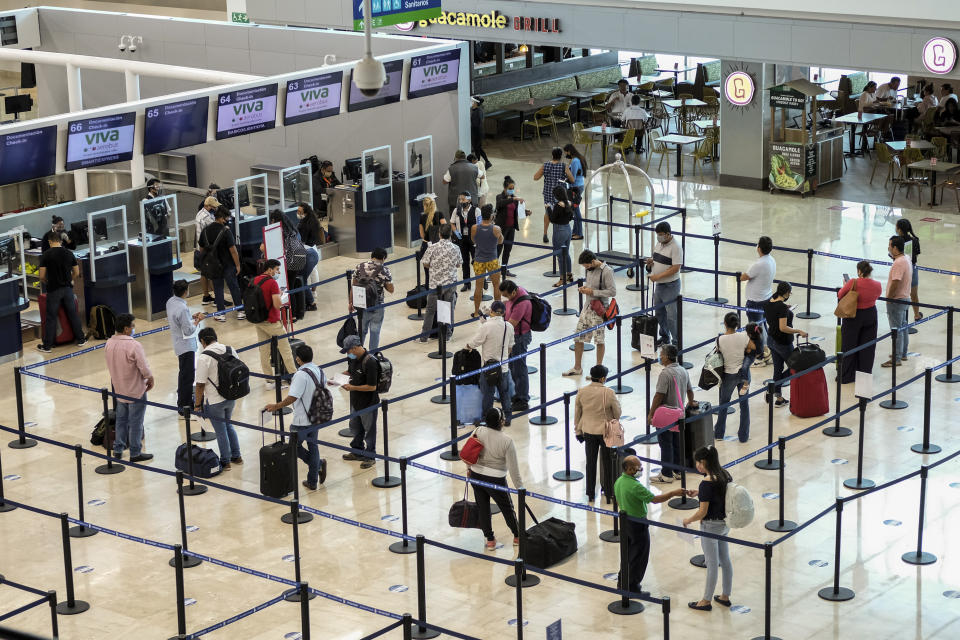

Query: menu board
[[65, 112, 136, 171], [347, 59, 403, 112], [284, 71, 343, 126], [408, 49, 460, 100], [215, 84, 278, 140], [0, 126, 57, 185], [144, 97, 209, 155]]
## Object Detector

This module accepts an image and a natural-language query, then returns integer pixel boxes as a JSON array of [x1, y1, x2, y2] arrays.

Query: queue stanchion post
[[911, 368, 941, 454], [56, 512, 90, 615], [411, 535, 440, 639], [281, 431, 313, 524], [764, 438, 797, 532], [625, 225, 643, 291], [749, 543, 783, 640], [543, 251, 560, 278], [402, 613, 414, 640], [843, 397, 875, 490], [755, 382, 780, 470], [372, 400, 401, 488], [553, 391, 583, 481], [668, 417, 698, 510], [823, 352, 852, 437], [879, 329, 908, 409], [935, 307, 960, 382], [818, 499, 855, 601], [902, 465, 937, 565], [389, 458, 417, 554], [703, 234, 727, 304], [9, 366, 37, 449], [430, 329, 451, 404], [676, 295, 692, 370], [795, 249, 820, 319], [571, 276, 594, 353], [427, 288, 452, 360], [512, 559, 525, 639], [408, 258, 424, 320], [608, 510, 644, 615], [609, 317, 633, 394], [169, 471, 202, 568], [505, 489, 540, 587], [169, 545, 187, 640], [46, 590, 59, 639], [679, 208, 690, 273], [439, 376, 460, 461], [68, 445, 96, 538], [284, 501, 316, 601], [180, 410, 207, 496], [641, 358, 653, 441], [94, 388, 123, 475], [661, 597, 671, 640], [0, 438, 16, 512], [554, 245, 576, 315], [529, 344, 557, 425], [298, 582, 311, 640], [735, 272, 742, 324]]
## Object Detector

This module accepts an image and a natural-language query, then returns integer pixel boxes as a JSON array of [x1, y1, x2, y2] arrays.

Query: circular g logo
[[923, 37, 957, 75], [724, 71, 755, 107]]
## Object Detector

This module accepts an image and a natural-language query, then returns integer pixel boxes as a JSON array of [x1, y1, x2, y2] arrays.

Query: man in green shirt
[[614, 455, 687, 595]]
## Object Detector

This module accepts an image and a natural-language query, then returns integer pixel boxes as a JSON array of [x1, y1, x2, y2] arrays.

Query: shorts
[[574, 307, 606, 345], [911, 264, 919, 286], [473, 259, 500, 276]]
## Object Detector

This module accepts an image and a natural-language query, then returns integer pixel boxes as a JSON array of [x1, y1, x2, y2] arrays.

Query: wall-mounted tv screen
[[215, 84, 278, 140], [408, 49, 460, 99], [347, 59, 403, 112], [144, 97, 209, 155], [65, 112, 136, 171], [0, 125, 57, 185], [284, 71, 343, 126]]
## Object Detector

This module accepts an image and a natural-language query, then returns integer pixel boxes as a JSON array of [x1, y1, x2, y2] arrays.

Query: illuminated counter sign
[[0, 125, 57, 185], [284, 71, 344, 126], [216, 84, 278, 140], [354, 0, 442, 30], [144, 97, 209, 155], [408, 49, 460, 99], [65, 112, 136, 171], [923, 37, 957, 75], [725, 71, 755, 107]]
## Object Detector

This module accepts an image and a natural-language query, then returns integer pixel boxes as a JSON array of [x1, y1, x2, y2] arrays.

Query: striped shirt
[[651, 238, 683, 283]]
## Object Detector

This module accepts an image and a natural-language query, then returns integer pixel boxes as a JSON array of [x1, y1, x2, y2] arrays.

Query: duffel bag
[[786, 339, 825, 372], [522, 506, 577, 569], [175, 443, 221, 478], [448, 480, 481, 528]]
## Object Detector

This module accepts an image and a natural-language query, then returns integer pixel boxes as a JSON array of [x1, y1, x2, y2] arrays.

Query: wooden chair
[[581, 94, 608, 124], [646, 130, 671, 175], [871, 142, 895, 186], [607, 129, 637, 160], [572, 122, 596, 159], [549, 101, 572, 134], [521, 106, 556, 141], [889, 156, 926, 206], [686, 137, 716, 176]]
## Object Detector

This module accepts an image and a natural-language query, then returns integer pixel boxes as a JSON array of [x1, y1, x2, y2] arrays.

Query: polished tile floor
[[1, 156, 958, 640]]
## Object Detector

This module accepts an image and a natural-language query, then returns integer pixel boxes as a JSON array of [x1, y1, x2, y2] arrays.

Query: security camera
[[354, 54, 386, 97]]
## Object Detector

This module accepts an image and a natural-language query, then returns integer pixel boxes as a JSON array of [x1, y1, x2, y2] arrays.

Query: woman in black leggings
[[468, 408, 524, 550]]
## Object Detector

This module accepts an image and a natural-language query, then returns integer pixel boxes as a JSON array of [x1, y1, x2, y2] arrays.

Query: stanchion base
[[94, 463, 125, 475], [624, 284, 645, 292], [410, 626, 441, 640], [910, 443, 942, 454], [407, 313, 424, 321], [571, 343, 595, 352], [543, 270, 561, 278], [607, 599, 644, 615], [680, 361, 693, 370], [704, 297, 729, 304], [554, 308, 577, 316], [338, 427, 352, 437], [796, 312, 821, 320], [68, 525, 98, 538], [908, 327, 918, 335], [822, 426, 852, 438], [429, 395, 450, 405], [765, 519, 798, 532], [505, 574, 541, 588], [8, 438, 38, 449], [389, 540, 417, 555], [599, 529, 619, 543], [754, 459, 781, 470], [427, 351, 452, 360], [169, 554, 203, 568], [56, 600, 90, 615], [372, 475, 401, 488], [439, 451, 460, 461], [750, 636, 783, 640], [934, 373, 960, 383], [552, 469, 584, 482], [482, 294, 492, 302], [189, 430, 217, 443], [527, 366, 538, 374], [181, 484, 208, 496], [818, 586, 855, 601], [690, 554, 706, 568], [725, 407, 735, 415], [283, 588, 317, 602], [608, 384, 634, 395], [879, 399, 908, 410], [668, 497, 699, 510], [529, 416, 558, 426], [901, 551, 937, 565], [0, 502, 16, 513], [281, 511, 314, 525], [843, 478, 875, 490]]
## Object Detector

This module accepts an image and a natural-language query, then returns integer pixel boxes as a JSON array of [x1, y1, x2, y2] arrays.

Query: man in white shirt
[[621, 94, 650, 153], [193, 328, 243, 471], [466, 301, 515, 425], [740, 236, 776, 366], [875, 76, 900, 101], [605, 79, 631, 120], [195, 196, 219, 305]]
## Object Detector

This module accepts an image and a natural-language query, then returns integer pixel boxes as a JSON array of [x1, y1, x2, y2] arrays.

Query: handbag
[[834, 278, 859, 319], [602, 389, 624, 447], [651, 372, 686, 432], [448, 479, 481, 529], [698, 337, 724, 391], [459, 428, 484, 465], [786, 339, 826, 371]]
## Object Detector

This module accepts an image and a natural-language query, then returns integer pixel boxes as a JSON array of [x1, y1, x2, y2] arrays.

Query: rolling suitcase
[[259, 413, 294, 498], [39, 292, 78, 345], [271, 337, 304, 377], [789, 368, 829, 418], [682, 401, 715, 467], [631, 281, 657, 351]]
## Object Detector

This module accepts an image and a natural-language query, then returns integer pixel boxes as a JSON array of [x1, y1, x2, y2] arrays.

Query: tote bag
[[602, 389, 624, 447], [651, 372, 685, 432], [834, 278, 858, 319]]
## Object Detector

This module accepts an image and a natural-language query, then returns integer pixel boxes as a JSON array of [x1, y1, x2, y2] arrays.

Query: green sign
[[353, 0, 443, 31], [231, 12, 249, 24], [769, 86, 805, 110]]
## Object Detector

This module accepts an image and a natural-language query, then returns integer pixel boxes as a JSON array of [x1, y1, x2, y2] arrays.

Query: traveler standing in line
[[649, 344, 695, 483], [714, 313, 751, 443], [470, 97, 493, 170], [195, 196, 219, 305], [261, 210, 312, 313], [471, 205, 504, 317], [646, 221, 683, 347], [467, 408, 524, 550], [339, 335, 379, 469], [837, 261, 881, 383], [166, 279, 204, 413], [534, 147, 574, 243], [614, 455, 688, 594], [564, 251, 616, 377], [575, 365, 621, 502], [417, 195, 446, 289], [194, 327, 243, 471], [549, 184, 575, 287], [740, 235, 775, 367], [104, 313, 154, 462], [470, 154, 490, 207], [450, 192, 479, 291], [36, 231, 86, 354], [763, 282, 808, 405], [199, 206, 245, 322], [895, 219, 923, 322], [465, 301, 514, 423], [563, 143, 588, 239], [419, 223, 462, 342], [349, 247, 394, 352], [494, 177, 524, 277], [265, 343, 328, 489], [500, 280, 533, 412], [443, 150, 479, 213], [296, 202, 323, 305], [683, 446, 734, 611], [883, 236, 913, 367], [251, 259, 296, 386]]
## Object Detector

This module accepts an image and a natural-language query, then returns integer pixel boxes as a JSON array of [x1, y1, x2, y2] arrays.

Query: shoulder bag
[[459, 428, 484, 465], [602, 388, 624, 447], [448, 478, 481, 529], [651, 372, 686, 432], [698, 337, 724, 390], [483, 324, 508, 387], [834, 278, 859, 319]]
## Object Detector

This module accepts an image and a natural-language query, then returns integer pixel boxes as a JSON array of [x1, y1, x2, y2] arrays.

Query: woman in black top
[[548, 184, 575, 286], [313, 160, 340, 218], [763, 282, 808, 407], [296, 203, 322, 247], [895, 218, 922, 321], [683, 446, 733, 611], [494, 176, 524, 276], [40, 216, 76, 253]]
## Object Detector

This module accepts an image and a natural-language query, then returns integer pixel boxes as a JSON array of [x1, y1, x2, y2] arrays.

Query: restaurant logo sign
[[922, 37, 957, 75], [724, 71, 755, 107], [769, 86, 805, 110], [401, 10, 562, 33]]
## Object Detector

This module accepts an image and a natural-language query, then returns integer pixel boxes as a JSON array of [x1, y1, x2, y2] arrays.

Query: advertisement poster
[[769, 142, 814, 193], [769, 86, 805, 109]]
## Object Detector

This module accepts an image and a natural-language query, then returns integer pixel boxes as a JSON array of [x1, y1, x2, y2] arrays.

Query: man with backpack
[[199, 206, 245, 322], [564, 250, 616, 377], [167, 279, 205, 414], [104, 313, 154, 462], [265, 343, 330, 490], [349, 247, 395, 352], [339, 335, 380, 469], [499, 279, 544, 413], [194, 327, 246, 471], [419, 223, 462, 343], [246, 259, 296, 387]]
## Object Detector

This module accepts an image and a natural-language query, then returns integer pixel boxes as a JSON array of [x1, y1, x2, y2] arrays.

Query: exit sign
[[231, 12, 249, 23]]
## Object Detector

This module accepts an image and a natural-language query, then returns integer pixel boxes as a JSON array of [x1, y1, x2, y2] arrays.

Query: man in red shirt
[[254, 259, 296, 386], [500, 280, 533, 411]]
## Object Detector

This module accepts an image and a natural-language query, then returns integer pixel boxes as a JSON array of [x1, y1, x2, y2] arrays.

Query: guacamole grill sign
[[397, 10, 562, 34]]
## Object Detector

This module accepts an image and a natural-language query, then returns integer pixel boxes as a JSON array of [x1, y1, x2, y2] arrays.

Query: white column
[[125, 70, 146, 187], [66, 63, 88, 201]]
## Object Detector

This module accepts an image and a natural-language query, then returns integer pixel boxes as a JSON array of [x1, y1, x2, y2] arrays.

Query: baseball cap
[[204, 196, 221, 208], [340, 335, 363, 353]]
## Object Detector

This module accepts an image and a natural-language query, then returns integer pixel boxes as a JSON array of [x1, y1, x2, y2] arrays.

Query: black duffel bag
[[175, 443, 221, 478], [448, 481, 481, 529], [522, 506, 577, 569], [786, 339, 826, 372], [406, 284, 429, 310]]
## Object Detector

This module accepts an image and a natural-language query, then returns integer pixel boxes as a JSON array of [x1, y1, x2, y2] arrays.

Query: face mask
[[506, 189, 515, 195], [347, 353, 358, 360], [586, 265, 596, 272], [272, 273, 280, 280], [657, 234, 667, 244], [888, 252, 894, 259]]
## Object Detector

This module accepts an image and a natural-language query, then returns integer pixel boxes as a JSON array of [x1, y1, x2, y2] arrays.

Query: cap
[[491, 301, 506, 314], [340, 335, 363, 353], [204, 196, 221, 208]]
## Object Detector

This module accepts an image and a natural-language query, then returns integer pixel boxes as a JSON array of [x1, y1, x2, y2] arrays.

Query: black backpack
[[198, 228, 227, 279], [452, 348, 482, 386], [243, 277, 270, 323], [301, 368, 334, 425], [516, 293, 552, 332], [202, 347, 250, 400], [364, 352, 393, 393], [87, 305, 117, 340], [354, 263, 383, 309]]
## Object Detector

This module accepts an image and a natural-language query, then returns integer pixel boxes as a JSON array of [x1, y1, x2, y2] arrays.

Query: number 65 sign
[[922, 37, 957, 75]]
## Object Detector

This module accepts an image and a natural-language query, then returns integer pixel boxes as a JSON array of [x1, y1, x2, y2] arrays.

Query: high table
[[907, 159, 960, 206], [655, 134, 705, 177], [558, 89, 607, 123], [833, 112, 888, 157], [584, 125, 627, 165], [662, 99, 707, 134], [502, 98, 560, 140], [885, 140, 934, 153]]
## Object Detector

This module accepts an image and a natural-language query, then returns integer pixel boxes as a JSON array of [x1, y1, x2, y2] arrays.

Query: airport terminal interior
[[0, 2, 958, 639]]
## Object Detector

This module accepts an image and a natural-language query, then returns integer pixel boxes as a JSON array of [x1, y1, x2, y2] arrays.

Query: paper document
[[639, 334, 656, 358], [330, 373, 351, 387], [353, 285, 367, 309], [437, 299, 452, 325], [676, 518, 697, 545]]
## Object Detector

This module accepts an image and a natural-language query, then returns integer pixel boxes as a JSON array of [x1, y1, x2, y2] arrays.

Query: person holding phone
[[837, 261, 881, 383], [763, 282, 807, 407]]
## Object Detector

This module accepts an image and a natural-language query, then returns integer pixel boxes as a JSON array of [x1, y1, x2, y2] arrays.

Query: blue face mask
[[506, 189, 515, 195], [347, 353, 358, 360]]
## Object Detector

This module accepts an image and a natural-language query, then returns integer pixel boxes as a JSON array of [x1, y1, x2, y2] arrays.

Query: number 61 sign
[[923, 37, 957, 75]]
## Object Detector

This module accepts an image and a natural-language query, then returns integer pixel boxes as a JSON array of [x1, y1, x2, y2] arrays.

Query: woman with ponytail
[[895, 218, 922, 321], [683, 446, 734, 611]]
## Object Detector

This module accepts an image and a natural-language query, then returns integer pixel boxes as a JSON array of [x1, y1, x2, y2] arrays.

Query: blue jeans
[[510, 332, 532, 404], [301, 247, 320, 305], [293, 423, 321, 486], [42, 286, 83, 348], [479, 369, 513, 424], [885, 298, 909, 361], [213, 263, 243, 314], [768, 339, 793, 397], [205, 399, 240, 463], [349, 405, 378, 459], [114, 393, 147, 458], [657, 429, 680, 477], [552, 223, 572, 274], [653, 280, 681, 345], [571, 202, 584, 238], [714, 371, 750, 442], [360, 304, 385, 352]]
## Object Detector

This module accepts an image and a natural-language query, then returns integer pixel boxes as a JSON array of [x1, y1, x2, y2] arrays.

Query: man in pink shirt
[[104, 313, 155, 462], [883, 236, 913, 367]]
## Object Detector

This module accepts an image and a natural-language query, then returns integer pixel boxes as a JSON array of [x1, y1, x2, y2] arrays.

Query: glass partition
[[139, 193, 181, 262], [0, 229, 27, 299], [280, 162, 313, 214], [232, 173, 269, 238], [405, 135, 434, 246], [361, 144, 392, 212], [88, 206, 130, 283]]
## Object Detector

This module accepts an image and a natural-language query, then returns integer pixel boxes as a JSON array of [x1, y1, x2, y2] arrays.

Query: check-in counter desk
[[327, 185, 395, 259], [237, 214, 268, 276], [79, 248, 134, 316], [129, 237, 182, 321], [0, 277, 29, 363]]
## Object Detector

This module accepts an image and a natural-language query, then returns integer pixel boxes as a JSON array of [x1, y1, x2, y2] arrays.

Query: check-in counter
[[129, 237, 181, 321], [80, 247, 134, 315], [0, 276, 29, 364], [327, 184, 395, 258]]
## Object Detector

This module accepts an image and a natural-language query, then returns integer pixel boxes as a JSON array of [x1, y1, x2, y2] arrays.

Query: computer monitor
[[343, 157, 362, 183], [4, 94, 33, 115], [216, 187, 235, 210], [0, 236, 15, 264], [143, 200, 169, 238], [71, 219, 108, 246]]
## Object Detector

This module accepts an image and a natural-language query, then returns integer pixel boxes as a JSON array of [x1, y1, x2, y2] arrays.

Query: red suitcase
[[39, 293, 77, 345], [789, 368, 829, 418]]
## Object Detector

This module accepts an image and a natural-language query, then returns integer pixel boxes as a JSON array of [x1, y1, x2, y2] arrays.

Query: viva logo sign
[[232, 100, 264, 115], [301, 88, 329, 101], [423, 64, 448, 76], [84, 130, 119, 145]]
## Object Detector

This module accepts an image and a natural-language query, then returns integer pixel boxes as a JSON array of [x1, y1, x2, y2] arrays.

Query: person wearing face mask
[[197, 183, 220, 213], [339, 335, 380, 469], [314, 161, 340, 219], [563, 144, 588, 239], [646, 222, 683, 347], [295, 203, 321, 310], [564, 251, 616, 377], [494, 177, 523, 277], [146, 178, 163, 199], [883, 236, 912, 368], [251, 259, 296, 386], [195, 196, 220, 306], [40, 216, 76, 253], [740, 236, 775, 367], [649, 344, 696, 484], [451, 192, 478, 291], [469, 153, 489, 207], [548, 184, 575, 286], [763, 282, 808, 406], [575, 365, 621, 502], [104, 313, 155, 463]]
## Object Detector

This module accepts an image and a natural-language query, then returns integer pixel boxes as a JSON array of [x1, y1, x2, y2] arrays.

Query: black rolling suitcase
[[271, 337, 304, 377], [681, 401, 714, 467], [600, 446, 636, 502], [259, 415, 294, 498], [631, 281, 658, 351], [522, 505, 578, 569]]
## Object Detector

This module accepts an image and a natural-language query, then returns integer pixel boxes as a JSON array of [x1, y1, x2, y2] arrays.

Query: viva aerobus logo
[[83, 129, 119, 152], [423, 63, 448, 76], [301, 88, 329, 101], [231, 99, 264, 123]]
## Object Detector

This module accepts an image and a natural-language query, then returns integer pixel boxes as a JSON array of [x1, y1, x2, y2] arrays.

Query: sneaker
[[360, 458, 376, 469], [214, 315, 226, 323], [484, 161, 493, 170], [237, 312, 246, 321], [129, 453, 154, 463], [562, 368, 582, 376], [650, 473, 674, 484], [418, 337, 429, 343], [231, 456, 244, 465], [220, 462, 232, 472], [112, 451, 124, 460], [460, 284, 471, 292], [511, 402, 529, 411], [485, 539, 497, 550], [505, 270, 517, 277], [774, 396, 789, 407], [202, 295, 215, 306], [751, 357, 769, 368], [306, 304, 318, 312], [76, 339, 88, 347], [302, 480, 317, 491], [342, 453, 364, 461], [36, 344, 51, 353], [265, 379, 289, 390]]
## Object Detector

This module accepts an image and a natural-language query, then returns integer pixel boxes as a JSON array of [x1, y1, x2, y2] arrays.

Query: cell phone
[[842, 273, 850, 283]]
